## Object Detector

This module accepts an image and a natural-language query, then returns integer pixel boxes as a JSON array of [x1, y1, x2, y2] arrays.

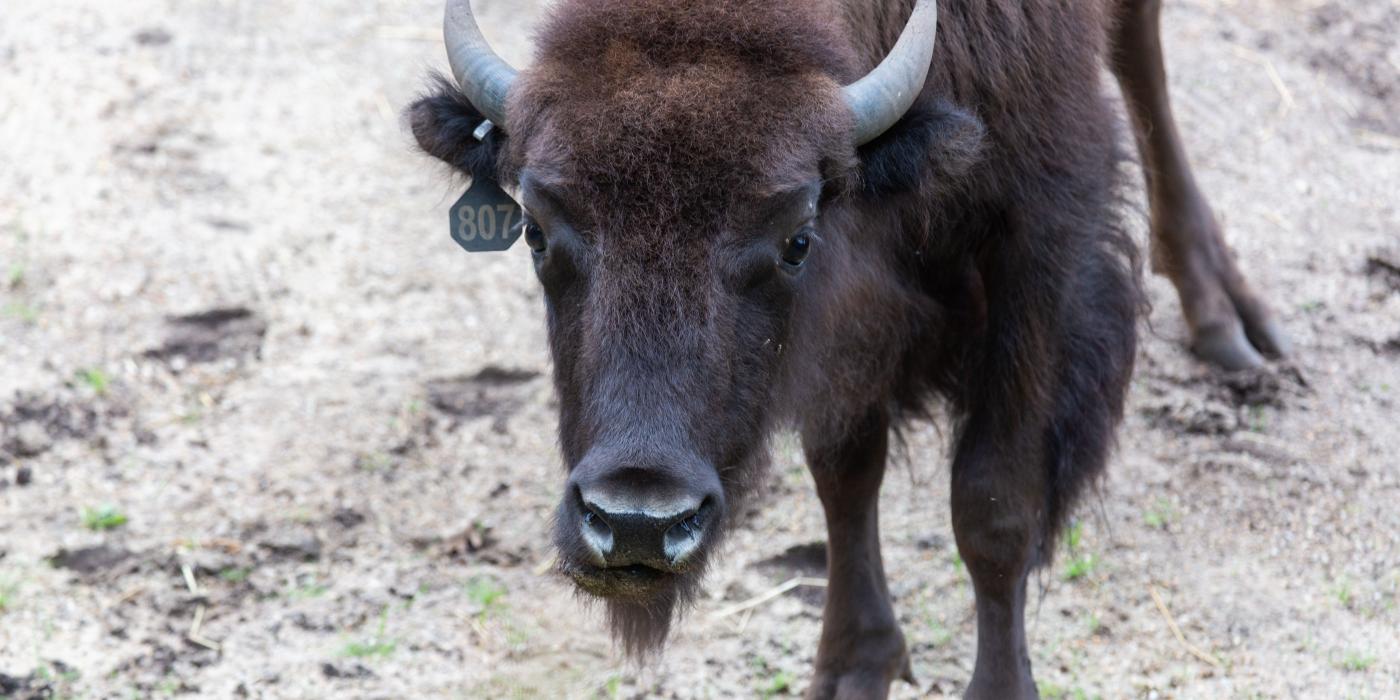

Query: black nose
[[576, 492, 715, 571]]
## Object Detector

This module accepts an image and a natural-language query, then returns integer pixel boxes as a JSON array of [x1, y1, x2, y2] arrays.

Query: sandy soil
[[1, 0, 1397, 698]]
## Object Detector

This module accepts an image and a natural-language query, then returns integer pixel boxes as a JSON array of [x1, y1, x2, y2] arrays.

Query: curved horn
[[842, 0, 939, 145], [444, 0, 518, 128]]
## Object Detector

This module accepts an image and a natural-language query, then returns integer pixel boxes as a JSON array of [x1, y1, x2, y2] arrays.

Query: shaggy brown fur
[[404, 0, 1197, 696]]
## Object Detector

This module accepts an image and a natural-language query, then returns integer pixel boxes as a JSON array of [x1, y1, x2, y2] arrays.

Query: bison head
[[409, 0, 950, 655]]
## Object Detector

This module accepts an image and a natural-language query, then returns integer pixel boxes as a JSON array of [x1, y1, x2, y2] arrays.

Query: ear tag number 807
[[449, 176, 524, 253]]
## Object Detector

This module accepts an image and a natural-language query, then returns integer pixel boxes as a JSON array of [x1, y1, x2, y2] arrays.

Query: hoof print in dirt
[[145, 307, 267, 366], [426, 366, 540, 424], [1141, 364, 1306, 436], [1216, 365, 1307, 409], [1141, 397, 1240, 435], [50, 544, 134, 577]]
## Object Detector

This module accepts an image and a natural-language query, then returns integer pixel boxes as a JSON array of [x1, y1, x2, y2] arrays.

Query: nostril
[[662, 498, 714, 566], [578, 503, 614, 566], [583, 507, 611, 538]]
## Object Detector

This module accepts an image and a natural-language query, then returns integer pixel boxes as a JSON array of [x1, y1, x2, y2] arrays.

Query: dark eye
[[781, 229, 812, 267], [524, 220, 546, 253]]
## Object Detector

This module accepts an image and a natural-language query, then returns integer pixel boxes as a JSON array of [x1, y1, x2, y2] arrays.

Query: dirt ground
[[1, 0, 1397, 698]]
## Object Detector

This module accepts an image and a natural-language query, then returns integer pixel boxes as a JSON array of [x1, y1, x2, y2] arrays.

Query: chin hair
[[603, 581, 687, 659], [565, 541, 718, 660]]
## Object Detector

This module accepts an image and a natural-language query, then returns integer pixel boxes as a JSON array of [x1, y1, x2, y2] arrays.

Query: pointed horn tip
[[842, 0, 940, 146], [443, 0, 518, 129]]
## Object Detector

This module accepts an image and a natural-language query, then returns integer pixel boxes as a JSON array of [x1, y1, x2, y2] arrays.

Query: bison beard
[[548, 501, 722, 658], [558, 530, 711, 659]]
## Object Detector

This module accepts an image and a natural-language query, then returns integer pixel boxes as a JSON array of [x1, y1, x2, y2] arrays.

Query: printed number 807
[[456, 204, 520, 242]]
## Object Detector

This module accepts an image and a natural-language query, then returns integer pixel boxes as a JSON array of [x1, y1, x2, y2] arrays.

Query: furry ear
[[406, 74, 508, 179], [856, 99, 985, 197]]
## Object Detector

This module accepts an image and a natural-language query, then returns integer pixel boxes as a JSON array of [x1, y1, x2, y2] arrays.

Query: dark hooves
[[1192, 321, 1266, 371], [1192, 297, 1291, 371], [1239, 308, 1292, 359]]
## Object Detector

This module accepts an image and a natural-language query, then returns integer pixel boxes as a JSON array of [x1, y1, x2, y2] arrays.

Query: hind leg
[[1110, 0, 1289, 370]]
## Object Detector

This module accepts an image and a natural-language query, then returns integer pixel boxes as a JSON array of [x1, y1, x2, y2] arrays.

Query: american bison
[[408, 0, 1288, 696]]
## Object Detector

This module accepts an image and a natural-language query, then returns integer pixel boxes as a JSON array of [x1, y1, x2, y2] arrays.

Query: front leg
[[803, 408, 913, 700]]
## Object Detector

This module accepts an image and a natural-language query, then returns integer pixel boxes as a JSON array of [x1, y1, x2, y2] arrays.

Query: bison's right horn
[[841, 0, 940, 146], [444, 0, 519, 129]]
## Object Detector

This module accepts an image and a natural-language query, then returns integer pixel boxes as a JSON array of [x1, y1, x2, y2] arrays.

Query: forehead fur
[[507, 0, 858, 232]]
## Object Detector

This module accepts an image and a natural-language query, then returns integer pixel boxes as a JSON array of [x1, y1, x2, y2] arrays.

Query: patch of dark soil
[[6, 422, 50, 458], [1140, 363, 1307, 435], [384, 412, 440, 460], [426, 366, 540, 421], [753, 542, 827, 577], [283, 612, 337, 634], [413, 521, 525, 566], [915, 534, 948, 551], [0, 391, 108, 461], [50, 544, 134, 576], [470, 366, 541, 386], [110, 643, 208, 696], [0, 660, 78, 700], [321, 662, 376, 680], [1140, 396, 1240, 435], [257, 524, 322, 562], [1221, 434, 1303, 466], [145, 307, 267, 365], [176, 544, 247, 580], [0, 670, 46, 699], [203, 218, 249, 232], [751, 541, 827, 607], [330, 506, 366, 529], [132, 27, 172, 46], [1365, 247, 1400, 291], [1350, 333, 1400, 356], [1215, 365, 1307, 409]]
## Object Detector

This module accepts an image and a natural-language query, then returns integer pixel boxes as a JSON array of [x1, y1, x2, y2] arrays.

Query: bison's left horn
[[841, 0, 939, 146], [444, 0, 518, 129]]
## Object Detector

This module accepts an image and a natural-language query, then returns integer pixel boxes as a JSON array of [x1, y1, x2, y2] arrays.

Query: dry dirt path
[[1, 0, 1397, 698]]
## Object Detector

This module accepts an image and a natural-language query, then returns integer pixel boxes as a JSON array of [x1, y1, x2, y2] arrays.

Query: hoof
[[1191, 321, 1266, 371], [1239, 307, 1292, 359], [804, 632, 913, 700]]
